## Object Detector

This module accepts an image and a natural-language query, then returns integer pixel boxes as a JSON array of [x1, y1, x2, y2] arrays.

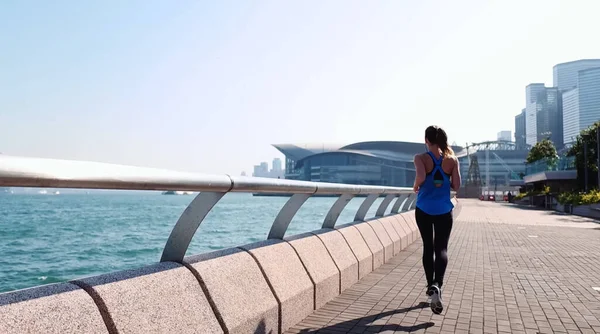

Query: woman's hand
[[413, 155, 426, 192]]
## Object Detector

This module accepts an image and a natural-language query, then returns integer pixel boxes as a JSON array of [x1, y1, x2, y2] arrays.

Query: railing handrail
[[0, 154, 422, 263], [0, 154, 411, 195]]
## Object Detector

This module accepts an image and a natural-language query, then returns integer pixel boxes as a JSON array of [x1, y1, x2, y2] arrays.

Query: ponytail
[[436, 127, 454, 156], [439, 141, 454, 156]]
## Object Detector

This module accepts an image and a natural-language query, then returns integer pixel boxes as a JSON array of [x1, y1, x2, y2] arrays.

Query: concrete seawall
[[0, 199, 460, 334]]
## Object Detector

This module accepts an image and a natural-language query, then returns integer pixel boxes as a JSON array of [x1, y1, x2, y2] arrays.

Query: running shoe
[[429, 284, 444, 314]]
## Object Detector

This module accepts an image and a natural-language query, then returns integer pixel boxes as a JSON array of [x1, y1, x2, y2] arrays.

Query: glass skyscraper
[[514, 109, 526, 150], [524, 84, 563, 149], [563, 67, 600, 146], [538, 87, 563, 148], [553, 59, 600, 92], [525, 84, 545, 147]]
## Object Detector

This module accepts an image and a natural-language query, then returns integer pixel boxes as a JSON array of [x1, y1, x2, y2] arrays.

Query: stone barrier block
[[409, 211, 421, 240], [377, 216, 401, 256], [572, 205, 600, 219], [286, 233, 340, 310], [335, 224, 373, 279], [0, 283, 107, 334], [351, 222, 385, 270], [402, 211, 417, 243], [312, 228, 359, 292], [240, 240, 313, 333], [365, 219, 394, 262], [185, 248, 278, 334], [78, 262, 222, 334], [390, 215, 411, 250], [401, 211, 419, 242]]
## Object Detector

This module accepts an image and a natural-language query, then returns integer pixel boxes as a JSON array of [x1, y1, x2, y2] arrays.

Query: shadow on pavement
[[298, 302, 434, 333]]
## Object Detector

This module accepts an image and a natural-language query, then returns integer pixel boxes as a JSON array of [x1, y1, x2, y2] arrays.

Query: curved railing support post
[[375, 194, 396, 217], [402, 193, 415, 212], [354, 194, 379, 222], [267, 193, 312, 239], [390, 193, 409, 214], [406, 198, 416, 211], [161, 191, 227, 262], [322, 194, 354, 229]]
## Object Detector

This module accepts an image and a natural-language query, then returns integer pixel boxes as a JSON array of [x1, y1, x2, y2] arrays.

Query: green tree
[[526, 138, 558, 164], [566, 121, 600, 189]]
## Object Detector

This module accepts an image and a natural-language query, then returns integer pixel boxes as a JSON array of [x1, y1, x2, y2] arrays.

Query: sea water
[[0, 192, 387, 293]]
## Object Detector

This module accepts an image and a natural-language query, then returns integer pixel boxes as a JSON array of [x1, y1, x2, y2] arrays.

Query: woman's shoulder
[[442, 154, 458, 167], [443, 154, 458, 162], [414, 152, 429, 161]]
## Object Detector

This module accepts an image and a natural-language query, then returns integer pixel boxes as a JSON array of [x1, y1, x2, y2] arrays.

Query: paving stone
[[285, 200, 600, 333]]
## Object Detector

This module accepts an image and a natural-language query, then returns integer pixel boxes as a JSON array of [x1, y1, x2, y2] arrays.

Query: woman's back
[[415, 151, 455, 215]]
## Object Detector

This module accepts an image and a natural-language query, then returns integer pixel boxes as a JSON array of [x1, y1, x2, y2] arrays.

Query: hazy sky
[[1, 0, 599, 175]]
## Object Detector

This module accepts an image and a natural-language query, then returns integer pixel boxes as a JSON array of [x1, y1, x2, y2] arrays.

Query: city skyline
[[248, 157, 285, 179], [2, 1, 600, 175], [514, 58, 600, 151]]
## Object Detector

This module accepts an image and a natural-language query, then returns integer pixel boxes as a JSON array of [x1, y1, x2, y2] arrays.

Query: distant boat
[[161, 191, 194, 195], [37, 190, 60, 195]]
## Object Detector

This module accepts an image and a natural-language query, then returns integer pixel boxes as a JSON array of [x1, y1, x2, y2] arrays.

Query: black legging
[[415, 207, 453, 288]]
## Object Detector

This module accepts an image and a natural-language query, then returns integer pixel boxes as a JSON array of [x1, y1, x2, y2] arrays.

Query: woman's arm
[[413, 154, 426, 192], [451, 157, 461, 191]]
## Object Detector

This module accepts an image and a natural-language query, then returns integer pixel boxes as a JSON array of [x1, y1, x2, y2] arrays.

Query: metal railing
[[525, 156, 576, 176], [0, 155, 419, 263]]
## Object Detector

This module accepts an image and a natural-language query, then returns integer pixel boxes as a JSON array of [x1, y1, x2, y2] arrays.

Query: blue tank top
[[415, 151, 454, 215]]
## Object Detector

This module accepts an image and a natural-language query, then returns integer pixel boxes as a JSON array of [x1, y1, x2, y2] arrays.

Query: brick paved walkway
[[286, 200, 600, 334]]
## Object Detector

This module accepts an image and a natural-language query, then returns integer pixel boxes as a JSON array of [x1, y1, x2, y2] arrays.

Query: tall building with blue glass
[[553, 59, 600, 92], [524, 84, 563, 149], [562, 67, 600, 146], [514, 109, 526, 150]]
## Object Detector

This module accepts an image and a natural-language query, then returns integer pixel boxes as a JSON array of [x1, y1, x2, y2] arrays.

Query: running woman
[[412, 125, 461, 314]]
